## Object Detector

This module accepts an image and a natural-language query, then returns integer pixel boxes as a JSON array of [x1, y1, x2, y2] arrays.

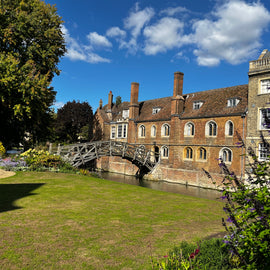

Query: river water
[[100, 172, 221, 201]]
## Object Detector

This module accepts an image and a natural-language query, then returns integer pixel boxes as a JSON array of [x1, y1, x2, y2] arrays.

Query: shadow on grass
[[0, 183, 45, 213]]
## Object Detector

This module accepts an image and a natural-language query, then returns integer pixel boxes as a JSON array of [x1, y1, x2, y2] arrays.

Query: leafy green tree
[[115, 96, 122, 106], [0, 0, 66, 148], [55, 101, 93, 143]]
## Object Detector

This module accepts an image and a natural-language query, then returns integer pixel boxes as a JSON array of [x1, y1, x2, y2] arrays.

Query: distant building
[[94, 50, 270, 189]]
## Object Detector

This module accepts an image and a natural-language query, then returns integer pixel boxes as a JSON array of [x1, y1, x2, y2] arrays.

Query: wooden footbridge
[[57, 141, 159, 175]]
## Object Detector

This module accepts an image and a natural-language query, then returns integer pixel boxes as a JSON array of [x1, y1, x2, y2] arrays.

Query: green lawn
[[0, 172, 225, 269]]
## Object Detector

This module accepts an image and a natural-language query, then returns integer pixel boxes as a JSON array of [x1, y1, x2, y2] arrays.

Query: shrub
[[152, 238, 231, 270], [0, 157, 27, 171], [0, 142, 6, 157], [217, 152, 270, 270], [20, 148, 76, 173], [201, 131, 270, 270]]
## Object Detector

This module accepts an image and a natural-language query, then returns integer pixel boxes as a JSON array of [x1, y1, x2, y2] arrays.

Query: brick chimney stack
[[171, 71, 185, 116], [173, 72, 184, 97], [108, 91, 113, 110], [129, 82, 139, 120], [99, 99, 103, 109], [130, 82, 139, 105], [128, 82, 140, 143]]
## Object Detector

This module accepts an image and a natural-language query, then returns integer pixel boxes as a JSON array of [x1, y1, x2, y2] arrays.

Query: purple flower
[[227, 217, 233, 223]]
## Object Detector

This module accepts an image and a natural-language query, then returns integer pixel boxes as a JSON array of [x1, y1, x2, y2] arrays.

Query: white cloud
[[62, 1, 270, 67], [54, 101, 65, 109], [61, 25, 86, 61], [124, 6, 155, 38], [106, 27, 126, 38], [61, 25, 111, 64], [173, 51, 190, 63], [143, 17, 186, 55], [85, 52, 111, 64], [87, 32, 112, 48], [122, 4, 155, 54], [160, 6, 189, 16], [190, 0, 270, 66]]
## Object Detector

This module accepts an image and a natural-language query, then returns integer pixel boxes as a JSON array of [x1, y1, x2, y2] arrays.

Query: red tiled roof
[[181, 84, 248, 119], [98, 84, 248, 122]]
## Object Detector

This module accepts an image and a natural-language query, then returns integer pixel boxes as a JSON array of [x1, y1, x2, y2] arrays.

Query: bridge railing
[[56, 140, 159, 172]]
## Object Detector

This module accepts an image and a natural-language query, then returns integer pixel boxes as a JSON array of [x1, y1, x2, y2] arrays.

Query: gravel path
[[0, 169, 15, 179]]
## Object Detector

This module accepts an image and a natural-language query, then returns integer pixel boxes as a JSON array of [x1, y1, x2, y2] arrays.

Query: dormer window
[[122, 109, 129, 119], [261, 79, 270, 94], [193, 101, 203, 110], [227, 98, 240, 107], [152, 107, 161, 114]]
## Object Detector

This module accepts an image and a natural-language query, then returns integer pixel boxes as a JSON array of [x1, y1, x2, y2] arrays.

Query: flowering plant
[[20, 149, 63, 169], [152, 238, 230, 269], [205, 132, 270, 269], [0, 142, 5, 157], [0, 157, 27, 171]]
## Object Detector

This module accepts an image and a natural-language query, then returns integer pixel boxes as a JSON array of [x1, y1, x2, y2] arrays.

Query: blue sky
[[46, 0, 270, 112]]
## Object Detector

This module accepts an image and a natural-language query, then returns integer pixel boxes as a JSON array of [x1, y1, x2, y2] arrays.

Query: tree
[[115, 96, 122, 106], [55, 101, 93, 143], [0, 0, 66, 148]]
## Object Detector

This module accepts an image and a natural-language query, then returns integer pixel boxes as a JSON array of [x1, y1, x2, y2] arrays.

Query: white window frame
[[117, 124, 128, 138], [259, 108, 270, 130], [161, 146, 169, 159], [151, 125, 156, 137], [161, 124, 170, 137], [205, 121, 217, 137], [123, 124, 127, 138], [260, 79, 270, 94], [193, 101, 203, 110], [184, 122, 195, 136], [225, 121, 234, 136], [219, 148, 233, 163], [152, 107, 161, 114], [122, 109, 129, 119], [227, 98, 240, 107], [184, 147, 193, 160], [138, 125, 146, 138], [258, 143, 270, 161], [111, 126, 116, 139], [198, 147, 207, 161]]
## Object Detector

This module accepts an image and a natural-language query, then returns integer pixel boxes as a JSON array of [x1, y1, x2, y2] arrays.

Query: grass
[[0, 172, 225, 269]]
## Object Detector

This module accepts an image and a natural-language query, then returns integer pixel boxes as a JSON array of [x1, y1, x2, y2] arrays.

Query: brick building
[[94, 49, 270, 189]]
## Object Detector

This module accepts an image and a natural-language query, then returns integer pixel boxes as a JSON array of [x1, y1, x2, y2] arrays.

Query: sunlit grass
[[0, 172, 225, 269]]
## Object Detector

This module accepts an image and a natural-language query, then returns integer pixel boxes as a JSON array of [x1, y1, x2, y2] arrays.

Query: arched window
[[161, 146, 169, 158], [185, 147, 193, 159], [184, 122, 195, 136], [151, 125, 156, 137], [139, 125, 145, 137], [220, 148, 232, 163], [161, 124, 170, 137], [198, 147, 207, 160], [206, 121, 217, 136], [225, 121, 234, 136]]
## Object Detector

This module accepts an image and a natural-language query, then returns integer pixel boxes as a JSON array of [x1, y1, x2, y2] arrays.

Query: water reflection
[[100, 172, 221, 201]]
